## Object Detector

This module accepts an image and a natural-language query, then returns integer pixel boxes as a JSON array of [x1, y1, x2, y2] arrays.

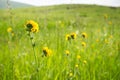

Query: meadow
[[0, 4, 120, 80]]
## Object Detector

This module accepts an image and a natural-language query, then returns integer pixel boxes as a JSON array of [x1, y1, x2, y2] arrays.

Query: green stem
[[28, 32, 39, 80], [32, 41, 38, 71], [29, 33, 38, 72]]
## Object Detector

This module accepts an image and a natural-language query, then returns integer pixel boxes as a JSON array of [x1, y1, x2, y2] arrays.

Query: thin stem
[[31, 39, 38, 71], [27, 32, 39, 79], [29, 33, 38, 72]]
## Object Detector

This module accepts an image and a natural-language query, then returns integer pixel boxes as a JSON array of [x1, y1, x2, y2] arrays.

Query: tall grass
[[0, 3, 120, 80]]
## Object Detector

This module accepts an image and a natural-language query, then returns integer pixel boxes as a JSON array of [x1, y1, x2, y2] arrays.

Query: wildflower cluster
[[66, 32, 77, 41], [81, 32, 87, 47]]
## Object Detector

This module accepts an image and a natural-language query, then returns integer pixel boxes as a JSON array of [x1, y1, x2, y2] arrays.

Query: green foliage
[[0, 4, 120, 80]]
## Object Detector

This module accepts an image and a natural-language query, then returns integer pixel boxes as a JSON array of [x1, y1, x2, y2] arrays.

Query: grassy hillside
[[0, 4, 120, 80], [0, 0, 33, 9]]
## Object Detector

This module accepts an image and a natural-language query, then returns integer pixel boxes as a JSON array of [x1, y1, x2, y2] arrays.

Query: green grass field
[[0, 4, 120, 80]]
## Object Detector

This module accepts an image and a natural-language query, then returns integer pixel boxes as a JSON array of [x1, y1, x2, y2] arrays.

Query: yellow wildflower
[[69, 72, 73, 77], [77, 55, 81, 59], [70, 32, 77, 39], [65, 34, 71, 41], [7, 27, 12, 33], [83, 60, 87, 64], [48, 49, 52, 56], [81, 32, 87, 38], [42, 47, 52, 56], [81, 42, 86, 47], [75, 64, 78, 68], [65, 50, 70, 55], [25, 20, 39, 33]]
